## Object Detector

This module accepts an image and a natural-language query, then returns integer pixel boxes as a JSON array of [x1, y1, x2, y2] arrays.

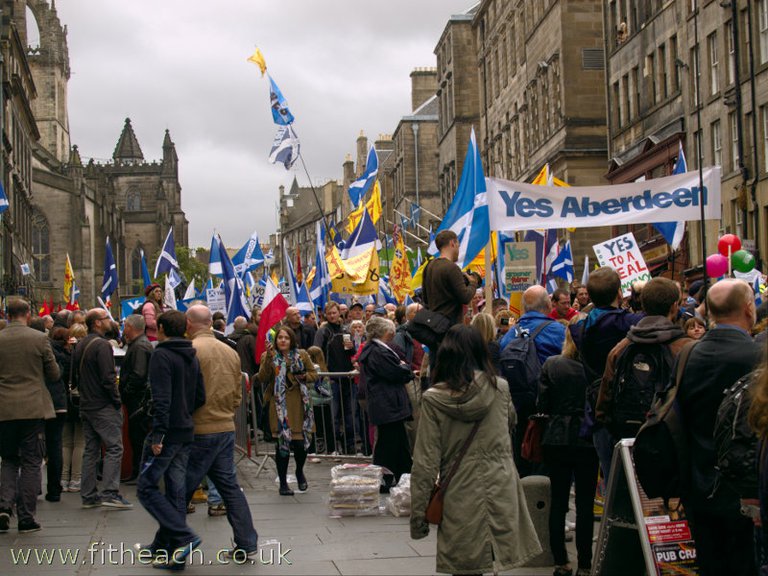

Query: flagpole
[[483, 239, 493, 306], [297, 152, 330, 241], [693, 3, 710, 307]]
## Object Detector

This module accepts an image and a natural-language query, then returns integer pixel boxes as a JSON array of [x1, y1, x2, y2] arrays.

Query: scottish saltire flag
[[544, 230, 559, 285], [378, 277, 398, 305], [550, 241, 574, 283], [282, 245, 313, 314], [347, 145, 378, 207], [163, 273, 178, 311], [309, 220, 331, 310], [410, 202, 421, 227], [183, 279, 196, 301], [428, 128, 489, 270], [154, 227, 179, 278], [400, 213, 410, 230], [218, 236, 251, 333], [101, 237, 119, 300], [328, 220, 345, 250], [414, 247, 423, 277], [167, 268, 182, 290], [428, 225, 435, 245], [69, 281, 81, 309], [653, 142, 687, 251], [232, 231, 265, 278], [0, 182, 8, 214], [140, 249, 152, 288], [268, 75, 295, 126], [269, 125, 300, 169], [208, 234, 223, 277], [341, 204, 379, 261]]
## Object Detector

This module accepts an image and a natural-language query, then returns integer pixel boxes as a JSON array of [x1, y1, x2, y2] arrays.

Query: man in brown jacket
[[184, 305, 258, 558], [0, 297, 60, 533]]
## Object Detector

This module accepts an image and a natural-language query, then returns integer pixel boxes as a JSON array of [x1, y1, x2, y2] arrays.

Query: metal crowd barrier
[[233, 371, 261, 466]]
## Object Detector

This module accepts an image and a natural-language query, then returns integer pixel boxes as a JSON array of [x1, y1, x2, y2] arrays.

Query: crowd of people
[[0, 227, 766, 574]]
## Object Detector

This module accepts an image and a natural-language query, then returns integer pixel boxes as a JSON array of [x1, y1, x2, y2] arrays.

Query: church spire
[[161, 129, 178, 177], [113, 118, 144, 163]]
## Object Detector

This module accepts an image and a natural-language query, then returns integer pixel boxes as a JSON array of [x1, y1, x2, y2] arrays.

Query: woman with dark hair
[[141, 283, 164, 342], [45, 326, 71, 502], [410, 325, 541, 575], [258, 325, 317, 495]]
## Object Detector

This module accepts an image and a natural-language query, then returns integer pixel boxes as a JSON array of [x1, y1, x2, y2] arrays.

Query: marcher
[[62, 322, 87, 492], [141, 283, 164, 342], [747, 357, 768, 574], [45, 326, 72, 502], [73, 309, 132, 509], [684, 316, 706, 340], [0, 298, 60, 533], [259, 325, 317, 495], [471, 312, 502, 372], [549, 288, 578, 321], [410, 325, 541, 574], [284, 306, 316, 349]]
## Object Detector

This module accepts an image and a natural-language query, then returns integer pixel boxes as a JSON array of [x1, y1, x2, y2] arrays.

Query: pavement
[[0, 454, 579, 575]]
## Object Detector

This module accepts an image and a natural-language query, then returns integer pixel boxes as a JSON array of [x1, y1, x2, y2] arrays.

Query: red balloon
[[718, 234, 742, 256]]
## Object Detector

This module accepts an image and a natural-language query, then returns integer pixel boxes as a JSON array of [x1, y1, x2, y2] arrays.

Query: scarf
[[273, 349, 314, 456]]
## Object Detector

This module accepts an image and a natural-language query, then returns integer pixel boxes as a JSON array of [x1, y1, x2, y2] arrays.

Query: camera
[[500, 318, 510, 326]]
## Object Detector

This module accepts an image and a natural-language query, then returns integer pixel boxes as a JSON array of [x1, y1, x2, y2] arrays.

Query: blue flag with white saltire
[[232, 231, 265, 278], [310, 221, 331, 310], [341, 203, 379, 260], [154, 227, 179, 278], [208, 234, 223, 277], [268, 125, 300, 169], [140, 249, 152, 288], [400, 213, 410, 231], [410, 202, 421, 227], [428, 128, 489, 270], [755, 276, 764, 307], [0, 182, 8, 213], [282, 244, 313, 313], [550, 241, 574, 283], [218, 235, 251, 333], [378, 277, 398, 305], [268, 75, 295, 126], [413, 247, 423, 277], [102, 236, 119, 300], [347, 145, 378, 207], [653, 141, 687, 251]]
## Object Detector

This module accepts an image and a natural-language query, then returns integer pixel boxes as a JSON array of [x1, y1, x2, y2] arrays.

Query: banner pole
[[483, 238, 493, 306]]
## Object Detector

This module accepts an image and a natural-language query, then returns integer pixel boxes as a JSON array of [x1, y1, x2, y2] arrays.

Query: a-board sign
[[593, 233, 651, 296], [593, 439, 698, 576]]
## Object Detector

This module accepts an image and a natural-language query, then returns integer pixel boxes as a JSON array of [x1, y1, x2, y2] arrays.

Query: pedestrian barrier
[[519, 475, 554, 567], [233, 371, 260, 465]]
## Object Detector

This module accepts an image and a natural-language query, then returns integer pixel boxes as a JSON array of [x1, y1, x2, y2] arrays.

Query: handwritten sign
[[593, 232, 651, 296]]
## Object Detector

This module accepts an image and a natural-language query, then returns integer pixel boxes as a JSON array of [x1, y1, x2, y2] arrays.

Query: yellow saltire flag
[[389, 229, 412, 303], [63, 253, 75, 303], [305, 266, 316, 292], [326, 246, 378, 295], [346, 180, 382, 233], [247, 48, 267, 77]]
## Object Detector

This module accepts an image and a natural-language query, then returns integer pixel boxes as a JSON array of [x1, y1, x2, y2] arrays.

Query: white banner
[[593, 232, 651, 296], [205, 287, 227, 315], [486, 168, 721, 231]]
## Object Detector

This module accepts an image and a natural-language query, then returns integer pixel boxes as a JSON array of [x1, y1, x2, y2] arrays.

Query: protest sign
[[205, 287, 227, 315], [503, 241, 537, 316], [593, 232, 651, 296]]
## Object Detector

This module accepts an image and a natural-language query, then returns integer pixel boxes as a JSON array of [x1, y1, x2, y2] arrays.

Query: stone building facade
[[0, 0, 187, 308]]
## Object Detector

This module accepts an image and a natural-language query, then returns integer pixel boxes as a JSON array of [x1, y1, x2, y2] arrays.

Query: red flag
[[255, 277, 289, 362], [295, 246, 303, 285]]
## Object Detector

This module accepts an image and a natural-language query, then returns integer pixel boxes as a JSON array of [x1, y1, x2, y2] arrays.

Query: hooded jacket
[[410, 371, 542, 574], [357, 340, 413, 426], [313, 321, 354, 372], [595, 315, 691, 426], [148, 338, 206, 444]]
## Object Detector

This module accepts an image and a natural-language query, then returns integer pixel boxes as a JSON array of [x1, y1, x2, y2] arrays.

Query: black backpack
[[714, 372, 758, 499], [499, 320, 553, 420], [633, 341, 697, 502], [608, 341, 677, 440]]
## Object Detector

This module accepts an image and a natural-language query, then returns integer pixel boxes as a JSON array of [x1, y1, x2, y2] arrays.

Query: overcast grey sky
[[50, 1, 474, 248]]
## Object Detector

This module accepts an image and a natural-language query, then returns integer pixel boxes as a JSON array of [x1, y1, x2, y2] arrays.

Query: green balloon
[[731, 249, 756, 273]]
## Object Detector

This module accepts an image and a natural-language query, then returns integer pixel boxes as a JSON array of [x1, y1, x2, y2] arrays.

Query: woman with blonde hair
[[471, 312, 501, 372]]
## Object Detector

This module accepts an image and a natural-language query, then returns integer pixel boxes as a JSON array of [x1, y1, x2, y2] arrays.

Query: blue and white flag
[[208, 234, 223, 277], [341, 204, 379, 260], [428, 225, 435, 246], [414, 247, 423, 277], [653, 142, 687, 251], [309, 220, 331, 310], [428, 128, 489, 270], [755, 276, 764, 307], [167, 268, 182, 290], [550, 241, 574, 283], [268, 125, 300, 169], [0, 182, 8, 214], [410, 202, 421, 227], [102, 236, 119, 300], [70, 281, 81, 306], [232, 231, 265, 278], [378, 277, 398, 305], [282, 244, 312, 313], [400, 213, 410, 231], [140, 249, 152, 288], [347, 145, 378, 207], [154, 227, 179, 279], [268, 75, 295, 126], [121, 296, 145, 321], [218, 235, 251, 333]]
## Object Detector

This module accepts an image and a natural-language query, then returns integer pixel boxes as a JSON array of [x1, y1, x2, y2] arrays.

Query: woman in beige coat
[[259, 326, 317, 496], [410, 324, 542, 575]]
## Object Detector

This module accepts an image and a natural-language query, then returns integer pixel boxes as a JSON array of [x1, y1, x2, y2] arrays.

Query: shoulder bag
[[406, 259, 452, 351]]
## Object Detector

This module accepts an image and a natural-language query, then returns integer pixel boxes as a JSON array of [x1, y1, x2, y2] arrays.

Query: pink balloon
[[718, 234, 742, 256], [706, 253, 729, 277]]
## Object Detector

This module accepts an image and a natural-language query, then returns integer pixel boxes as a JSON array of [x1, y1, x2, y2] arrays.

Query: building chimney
[[410, 67, 438, 112]]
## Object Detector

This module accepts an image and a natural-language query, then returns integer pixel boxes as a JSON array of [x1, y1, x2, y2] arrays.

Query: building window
[[31, 213, 50, 282], [622, 74, 631, 121], [131, 246, 144, 295], [730, 112, 739, 172], [647, 52, 657, 104], [659, 44, 668, 99], [126, 190, 141, 211], [691, 45, 700, 106], [762, 105, 768, 172], [670, 35, 680, 92], [726, 21, 735, 85], [694, 129, 702, 169], [613, 81, 621, 128], [632, 66, 640, 115], [708, 32, 719, 95], [712, 120, 722, 166], [760, 0, 768, 64]]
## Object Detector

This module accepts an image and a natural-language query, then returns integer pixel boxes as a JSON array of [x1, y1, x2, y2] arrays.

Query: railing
[[233, 371, 260, 465]]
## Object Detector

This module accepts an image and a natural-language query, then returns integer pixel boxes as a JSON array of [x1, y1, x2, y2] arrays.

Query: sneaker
[[224, 547, 258, 561], [82, 498, 101, 509], [69, 480, 81, 493], [151, 536, 201, 569], [18, 520, 41, 534], [207, 503, 227, 517], [101, 494, 133, 509], [0, 510, 10, 533], [190, 487, 207, 504], [133, 542, 164, 558], [61, 481, 70, 492], [186, 503, 196, 514]]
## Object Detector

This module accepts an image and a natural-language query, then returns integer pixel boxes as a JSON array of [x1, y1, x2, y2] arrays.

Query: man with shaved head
[[284, 306, 315, 349], [676, 278, 761, 576]]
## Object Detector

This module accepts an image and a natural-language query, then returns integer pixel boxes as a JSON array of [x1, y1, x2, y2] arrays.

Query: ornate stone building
[[0, 0, 187, 308]]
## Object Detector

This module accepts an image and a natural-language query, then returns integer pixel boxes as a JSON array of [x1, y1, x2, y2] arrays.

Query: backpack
[[633, 341, 697, 502], [713, 372, 758, 499], [499, 320, 553, 420], [608, 341, 677, 440]]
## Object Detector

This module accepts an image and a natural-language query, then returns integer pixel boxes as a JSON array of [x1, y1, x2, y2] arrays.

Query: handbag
[[425, 420, 481, 525], [521, 416, 546, 463]]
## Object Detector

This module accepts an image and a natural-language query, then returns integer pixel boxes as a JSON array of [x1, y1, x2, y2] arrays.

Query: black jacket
[[677, 326, 762, 517], [49, 339, 71, 412], [148, 338, 206, 445], [120, 334, 153, 400], [357, 340, 413, 426], [313, 321, 354, 372], [537, 355, 593, 448], [235, 331, 258, 378], [72, 333, 120, 412]]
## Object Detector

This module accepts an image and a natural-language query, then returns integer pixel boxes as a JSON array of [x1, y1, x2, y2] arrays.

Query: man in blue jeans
[[185, 305, 259, 558], [137, 310, 206, 569]]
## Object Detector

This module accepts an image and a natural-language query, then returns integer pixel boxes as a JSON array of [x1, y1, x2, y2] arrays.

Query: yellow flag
[[410, 257, 430, 292], [465, 232, 498, 276], [63, 253, 75, 303], [305, 266, 316, 292], [533, 164, 574, 230], [389, 228, 412, 303], [247, 48, 267, 77], [346, 180, 382, 233], [326, 246, 378, 295]]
